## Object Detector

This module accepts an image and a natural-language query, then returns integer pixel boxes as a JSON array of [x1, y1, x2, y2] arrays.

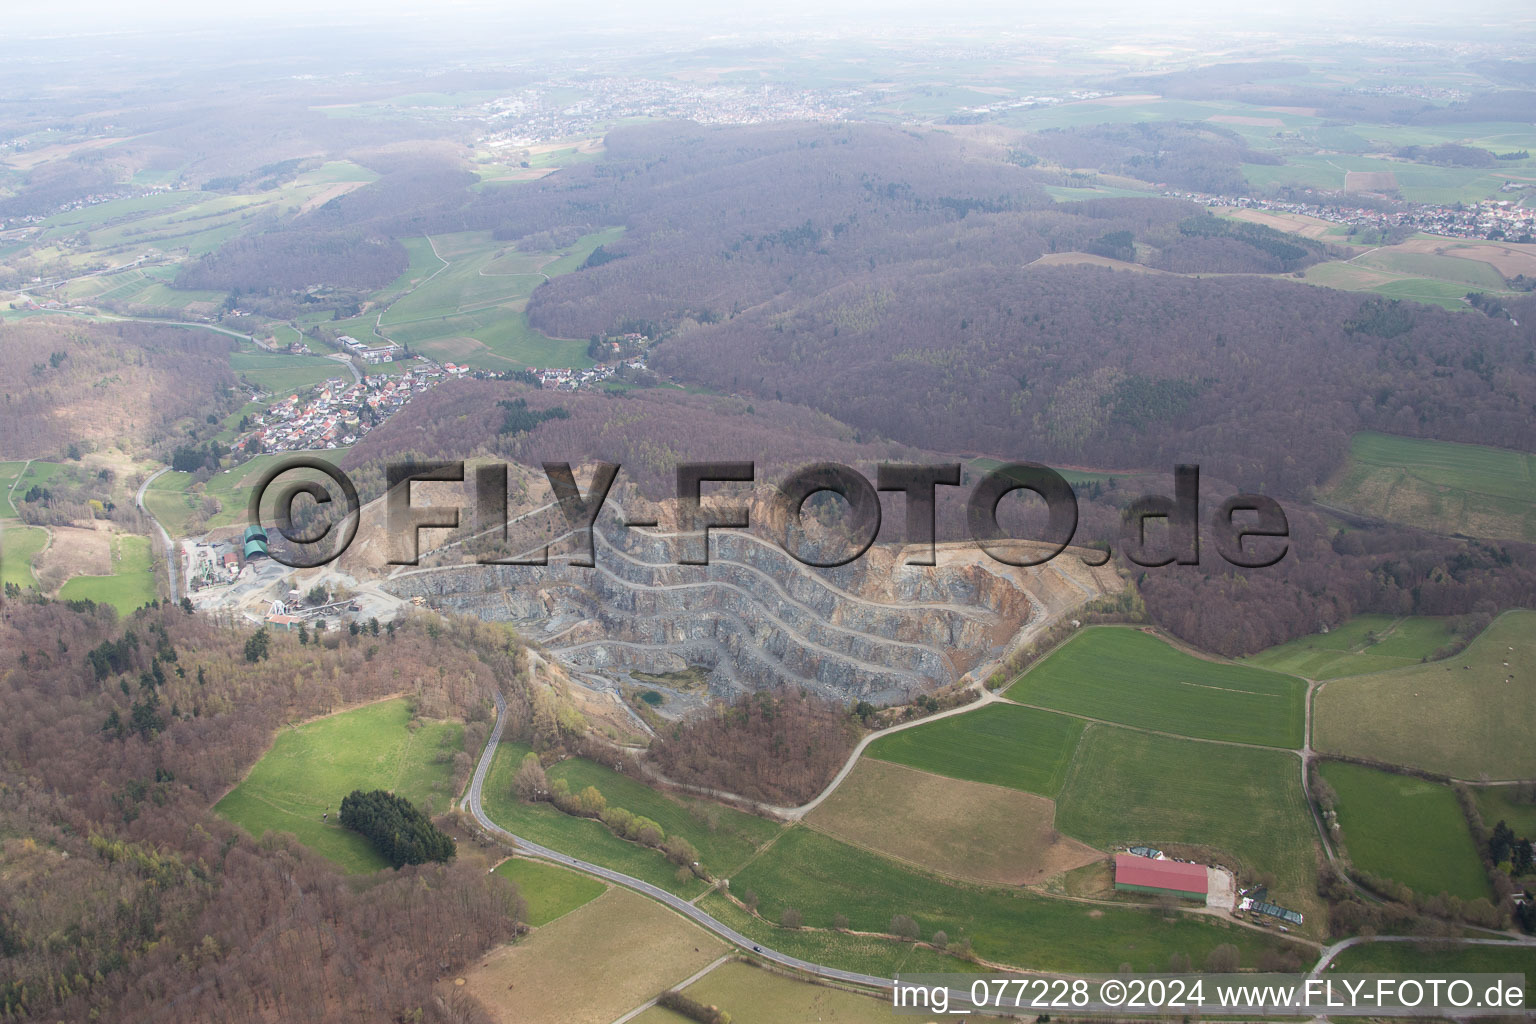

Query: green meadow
[[57, 533, 157, 614], [1055, 725, 1320, 920], [492, 857, 606, 926], [1006, 627, 1306, 748], [1320, 761, 1490, 901], [1245, 614, 1457, 679], [214, 698, 463, 873], [1321, 432, 1536, 542], [864, 703, 1084, 797]]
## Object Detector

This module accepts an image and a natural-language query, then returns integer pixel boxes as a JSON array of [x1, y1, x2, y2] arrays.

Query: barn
[[1113, 853, 1208, 898]]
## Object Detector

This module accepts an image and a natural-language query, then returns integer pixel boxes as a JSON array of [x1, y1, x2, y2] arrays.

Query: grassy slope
[[1054, 725, 1321, 921], [544, 756, 781, 877], [1314, 610, 1536, 779], [214, 698, 462, 873], [56, 533, 157, 614], [479, 741, 712, 898], [1321, 432, 1536, 542], [725, 826, 1301, 973], [1474, 786, 1536, 840], [1329, 941, 1536, 1003], [1, 525, 47, 591], [863, 702, 1084, 796], [1245, 614, 1457, 679], [1006, 627, 1306, 748], [492, 857, 606, 926], [1320, 761, 1490, 901]]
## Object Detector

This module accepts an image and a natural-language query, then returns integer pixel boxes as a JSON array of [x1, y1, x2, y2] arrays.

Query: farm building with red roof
[[1113, 853, 1208, 898]]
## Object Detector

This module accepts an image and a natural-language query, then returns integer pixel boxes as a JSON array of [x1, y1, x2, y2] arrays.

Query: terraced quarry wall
[[385, 506, 1116, 705]]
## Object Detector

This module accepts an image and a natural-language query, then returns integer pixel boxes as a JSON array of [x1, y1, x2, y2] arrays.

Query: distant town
[[1174, 187, 1536, 243]]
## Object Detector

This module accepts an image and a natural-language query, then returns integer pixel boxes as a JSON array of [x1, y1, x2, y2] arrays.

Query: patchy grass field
[[1314, 611, 1536, 780], [491, 857, 606, 926], [725, 825, 1303, 972], [461, 886, 725, 1024], [696, 892, 967, 977], [1006, 627, 1306, 748], [542, 755, 781, 877], [228, 350, 342, 394], [864, 703, 1084, 796], [1328, 941, 1536, 1003], [805, 759, 1098, 886], [214, 698, 462, 873], [480, 742, 713, 898], [370, 227, 620, 369], [144, 449, 348, 537], [1320, 761, 1489, 901], [0, 525, 46, 592], [56, 533, 157, 614], [1320, 432, 1536, 542], [1245, 615, 1458, 679], [1054, 725, 1320, 922], [1473, 786, 1536, 841]]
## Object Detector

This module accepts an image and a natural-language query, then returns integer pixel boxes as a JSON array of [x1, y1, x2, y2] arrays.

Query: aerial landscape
[[3, 1, 1536, 1021]]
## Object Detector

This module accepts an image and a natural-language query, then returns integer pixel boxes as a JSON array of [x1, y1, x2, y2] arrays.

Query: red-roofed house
[[1113, 853, 1208, 898]]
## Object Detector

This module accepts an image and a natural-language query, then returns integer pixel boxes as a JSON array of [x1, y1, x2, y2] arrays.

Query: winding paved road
[[466, 692, 898, 992], [466, 689, 1536, 997], [136, 466, 178, 602]]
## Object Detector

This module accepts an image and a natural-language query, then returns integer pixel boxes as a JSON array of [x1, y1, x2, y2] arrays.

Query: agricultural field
[[1005, 627, 1306, 748], [1245, 614, 1458, 679], [214, 697, 463, 873], [725, 825, 1305, 972], [366, 227, 620, 369], [1320, 432, 1536, 542], [56, 533, 157, 613], [804, 759, 1099, 886], [1314, 610, 1536, 780], [491, 857, 606, 927], [864, 702, 1084, 796], [461, 887, 725, 1024], [629, 960, 948, 1024], [1473, 786, 1536, 841], [0, 525, 46, 591], [228, 349, 343, 394], [1240, 152, 1518, 205], [479, 742, 713, 898], [1054, 725, 1321, 923], [1319, 761, 1490, 901]]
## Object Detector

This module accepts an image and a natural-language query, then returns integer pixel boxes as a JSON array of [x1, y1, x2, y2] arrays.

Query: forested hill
[[654, 271, 1536, 495]]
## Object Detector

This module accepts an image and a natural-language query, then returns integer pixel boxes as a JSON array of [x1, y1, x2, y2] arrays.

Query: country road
[[136, 466, 178, 602], [464, 692, 1536, 998], [466, 691, 899, 993]]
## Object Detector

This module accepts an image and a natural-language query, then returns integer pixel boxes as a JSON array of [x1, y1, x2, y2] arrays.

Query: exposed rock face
[[384, 499, 1115, 706]]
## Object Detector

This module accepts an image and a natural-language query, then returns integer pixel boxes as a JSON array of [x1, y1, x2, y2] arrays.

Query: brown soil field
[[1219, 207, 1343, 241], [1081, 94, 1165, 106], [297, 181, 368, 215], [460, 886, 725, 1024], [805, 759, 1101, 886], [1208, 115, 1283, 127], [1029, 252, 1169, 274], [33, 524, 110, 591], [1344, 170, 1398, 192], [1386, 237, 1536, 279]]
